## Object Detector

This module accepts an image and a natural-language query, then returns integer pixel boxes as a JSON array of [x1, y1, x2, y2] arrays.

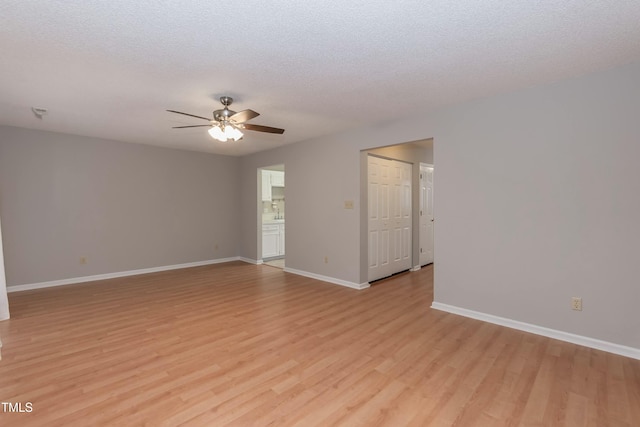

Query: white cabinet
[[262, 224, 280, 258], [261, 170, 272, 202], [261, 170, 285, 202], [270, 171, 285, 187], [262, 223, 285, 259]]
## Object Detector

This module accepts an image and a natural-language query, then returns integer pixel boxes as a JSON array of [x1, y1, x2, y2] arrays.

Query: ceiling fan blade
[[172, 125, 212, 128], [242, 123, 285, 134], [167, 110, 211, 121], [230, 109, 260, 124]]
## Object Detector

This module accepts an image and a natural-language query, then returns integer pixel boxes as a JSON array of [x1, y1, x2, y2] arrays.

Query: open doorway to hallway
[[419, 162, 434, 266], [258, 165, 285, 269], [362, 138, 434, 283]]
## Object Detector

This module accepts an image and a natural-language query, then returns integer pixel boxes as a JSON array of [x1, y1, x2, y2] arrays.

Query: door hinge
[[420, 248, 423, 253]]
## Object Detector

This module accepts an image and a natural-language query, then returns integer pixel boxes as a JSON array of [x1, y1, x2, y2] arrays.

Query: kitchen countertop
[[263, 219, 285, 224]]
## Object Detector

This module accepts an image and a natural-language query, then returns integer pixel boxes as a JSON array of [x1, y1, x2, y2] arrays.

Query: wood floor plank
[[0, 262, 639, 426]]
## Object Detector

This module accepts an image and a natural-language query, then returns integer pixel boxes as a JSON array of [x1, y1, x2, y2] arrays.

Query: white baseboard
[[283, 267, 370, 290], [431, 302, 640, 360], [7, 257, 241, 293], [410, 265, 421, 272], [6, 258, 370, 293], [239, 257, 263, 265]]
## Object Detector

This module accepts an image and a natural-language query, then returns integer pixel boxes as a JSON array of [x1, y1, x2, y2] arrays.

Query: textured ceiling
[[1, 1, 640, 156]]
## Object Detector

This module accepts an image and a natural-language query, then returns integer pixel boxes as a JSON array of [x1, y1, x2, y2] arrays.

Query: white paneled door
[[419, 164, 434, 266], [368, 155, 412, 282]]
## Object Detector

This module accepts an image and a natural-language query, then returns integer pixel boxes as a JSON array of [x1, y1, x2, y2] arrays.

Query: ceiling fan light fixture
[[169, 95, 283, 140], [208, 125, 227, 142], [208, 124, 243, 142], [225, 125, 244, 141]]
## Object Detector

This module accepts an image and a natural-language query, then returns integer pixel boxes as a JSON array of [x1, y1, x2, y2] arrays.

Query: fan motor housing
[[213, 108, 236, 122]]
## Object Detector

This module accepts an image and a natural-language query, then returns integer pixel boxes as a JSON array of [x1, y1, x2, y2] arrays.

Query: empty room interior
[[1, 2, 640, 426]]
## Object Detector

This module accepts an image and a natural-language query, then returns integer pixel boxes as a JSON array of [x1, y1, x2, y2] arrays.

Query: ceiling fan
[[167, 96, 285, 142]]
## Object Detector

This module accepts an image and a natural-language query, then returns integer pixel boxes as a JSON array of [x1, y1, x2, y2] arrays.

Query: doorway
[[419, 163, 434, 266], [361, 138, 433, 284], [259, 165, 285, 269]]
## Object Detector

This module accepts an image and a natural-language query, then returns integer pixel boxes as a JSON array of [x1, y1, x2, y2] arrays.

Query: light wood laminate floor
[[0, 262, 639, 426]]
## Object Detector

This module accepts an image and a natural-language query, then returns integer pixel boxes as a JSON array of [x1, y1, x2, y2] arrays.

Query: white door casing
[[279, 224, 285, 255], [419, 164, 434, 266], [259, 165, 285, 261]]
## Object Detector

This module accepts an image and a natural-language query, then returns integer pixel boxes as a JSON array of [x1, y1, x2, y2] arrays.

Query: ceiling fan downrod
[[214, 97, 236, 122]]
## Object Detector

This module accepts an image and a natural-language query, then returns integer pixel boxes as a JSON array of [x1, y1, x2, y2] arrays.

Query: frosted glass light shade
[[208, 125, 227, 141], [208, 124, 243, 142]]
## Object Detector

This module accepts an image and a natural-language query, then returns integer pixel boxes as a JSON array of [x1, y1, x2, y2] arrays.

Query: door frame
[[257, 164, 285, 263], [419, 163, 434, 266], [359, 139, 434, 284]]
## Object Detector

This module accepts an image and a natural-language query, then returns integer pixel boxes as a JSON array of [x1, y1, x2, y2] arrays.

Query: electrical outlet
[[79, 257, 87, 265], [571, 297, 582, 311]]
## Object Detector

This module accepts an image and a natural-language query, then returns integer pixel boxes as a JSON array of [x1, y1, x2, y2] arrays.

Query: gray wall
[[0, 217, 8, 319], [432, 63, 640, 349], [239, 137, 362, 283], [240, 61, 640, 349], [0, 126, 240, 286]]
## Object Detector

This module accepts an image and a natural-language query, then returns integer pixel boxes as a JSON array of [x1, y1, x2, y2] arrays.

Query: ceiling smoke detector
[[32, 107, 48, 118]]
